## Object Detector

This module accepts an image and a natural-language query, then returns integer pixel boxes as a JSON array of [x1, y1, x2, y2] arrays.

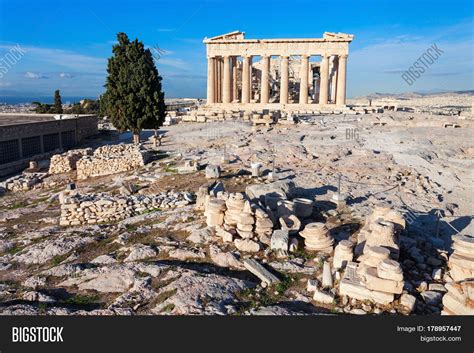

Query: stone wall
[[76, 144, 150, 180], [49, 148, 93, 174], [59, 190, 192, 226]]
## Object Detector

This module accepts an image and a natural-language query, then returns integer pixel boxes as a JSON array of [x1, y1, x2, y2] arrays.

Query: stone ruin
[[442, 235, 474, 315], [49, 148, 93, 174], [199, 179, 313, 254], [196, 180, 416, 307], [76, 144, 150, 180], [59, 189, 192, 226], [0, 173, 46, 192], [339, 206, 406, 305], [47, 144, 150, 180]]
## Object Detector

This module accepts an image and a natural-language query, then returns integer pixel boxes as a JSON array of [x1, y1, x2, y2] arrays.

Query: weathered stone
[[168, 248, 206, 261], [205, 165, 221, 179], [243, 259, 280, 286], [234, 239, 260, 253], [313, 289, 334, 304], [124, 245, 158, 262], [322, 261, 333, 289], [339, 262, 395, 305], [271, 230, 289, 252], [293, 198, 314, 218], [400, 293, 417, 312], [279, 214, 301, 235], [420, 290, 443, 306], [245, 180, 295, 203], [307, 279, 318, 292], [209, 245, 243, 269]]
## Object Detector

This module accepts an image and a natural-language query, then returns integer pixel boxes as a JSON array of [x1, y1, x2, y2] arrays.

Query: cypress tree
[[54, 90, 63, 114], [103, 32, 166, 144]]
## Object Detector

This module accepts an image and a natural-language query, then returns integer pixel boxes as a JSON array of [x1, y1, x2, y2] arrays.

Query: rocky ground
[[0, 94, 472, 315]]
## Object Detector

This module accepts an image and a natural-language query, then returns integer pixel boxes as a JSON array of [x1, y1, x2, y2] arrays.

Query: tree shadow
[[403, 207, 472, 251], [294, 185, 337, 198], [329, 222, 361, 242]]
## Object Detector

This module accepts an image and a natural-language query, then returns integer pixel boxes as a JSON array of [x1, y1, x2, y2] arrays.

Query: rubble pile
[[202, 184, 292, 253], [0, 173, 46, 192], [254, 207, 274, 241], [59, 190, 191, 226], [333, 240, 354, 269], [355, 206, 405, 259], [180, 106, 359, 124], [224, 193, 246, 226], [49, 148, 93, 174], [447, 234, 474, 281], [251, 112, 278, 126], [339, 207, 406, 305], [441, 280, 474, 315], [442, 235, 474, 315], [76, 144, 150, 180]]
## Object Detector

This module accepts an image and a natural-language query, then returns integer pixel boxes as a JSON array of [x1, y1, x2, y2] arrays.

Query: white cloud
[[156, 57, 190, 70], [347, 23, 474, 96], [0, 44, 107, 74], [0, 81, 11, 87], [24, 71, 47, 79], [59, 72, 74, 78]]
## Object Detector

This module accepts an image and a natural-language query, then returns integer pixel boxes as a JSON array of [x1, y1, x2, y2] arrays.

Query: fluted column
[[336, 54, 348, 106], [330, 56, 338, 103], [280, 56, 289, 104], [248, 56, 253, 102], [207, 56, 215, 104], [232, 57, 238, 102], [213, 59, 218, 103], [219, 58, 223, 102], [299, 55, 309, 104], [319, 54, 330, 105], [261, 55, 270, 103], [215, 58, 221, 103], [223, 56, 231, 103], [242, 56, 251, 103]]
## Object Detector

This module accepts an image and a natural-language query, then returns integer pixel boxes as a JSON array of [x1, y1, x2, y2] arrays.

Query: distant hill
[[353, 90, 474, 100]]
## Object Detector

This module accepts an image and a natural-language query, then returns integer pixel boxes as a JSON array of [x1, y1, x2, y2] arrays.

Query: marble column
[[261, 55, 270, 103], [330, 56, 338, 103], [219, 58, 223, 102], [215, 58, 221, 103], [242, 56, 251, 103], [299, 55, 309, 104], [319, 54, 330, 105], [223, 56, 231, 103], [207, 56, 215, 104], [280, 56, 289, 104], [336, 54, 348, 106], [232, 57, 238, 102], [248, 56, 253, 101]]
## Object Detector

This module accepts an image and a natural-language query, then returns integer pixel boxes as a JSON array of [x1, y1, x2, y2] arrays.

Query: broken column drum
[[299, 222, 334, 253], [205, 198, 227, 227]]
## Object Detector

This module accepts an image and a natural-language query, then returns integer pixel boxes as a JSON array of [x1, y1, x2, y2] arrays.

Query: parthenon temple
[[204, 31, 354, 111]]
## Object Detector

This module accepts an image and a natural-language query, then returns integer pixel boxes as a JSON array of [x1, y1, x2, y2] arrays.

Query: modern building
[[0, 114, 98, 176]]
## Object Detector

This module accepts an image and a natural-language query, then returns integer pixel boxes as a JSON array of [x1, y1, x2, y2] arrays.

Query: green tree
[[102, 32, 166, 144], [54, 90, 63, 114], [32, 101, 52, 114]]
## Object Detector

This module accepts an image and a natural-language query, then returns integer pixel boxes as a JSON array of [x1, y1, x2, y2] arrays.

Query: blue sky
[[0, 0, 472, 101]]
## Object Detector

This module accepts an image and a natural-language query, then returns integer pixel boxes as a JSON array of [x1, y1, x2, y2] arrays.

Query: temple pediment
[[204, 31, 245, 42], [323, 32, 354, 41]]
